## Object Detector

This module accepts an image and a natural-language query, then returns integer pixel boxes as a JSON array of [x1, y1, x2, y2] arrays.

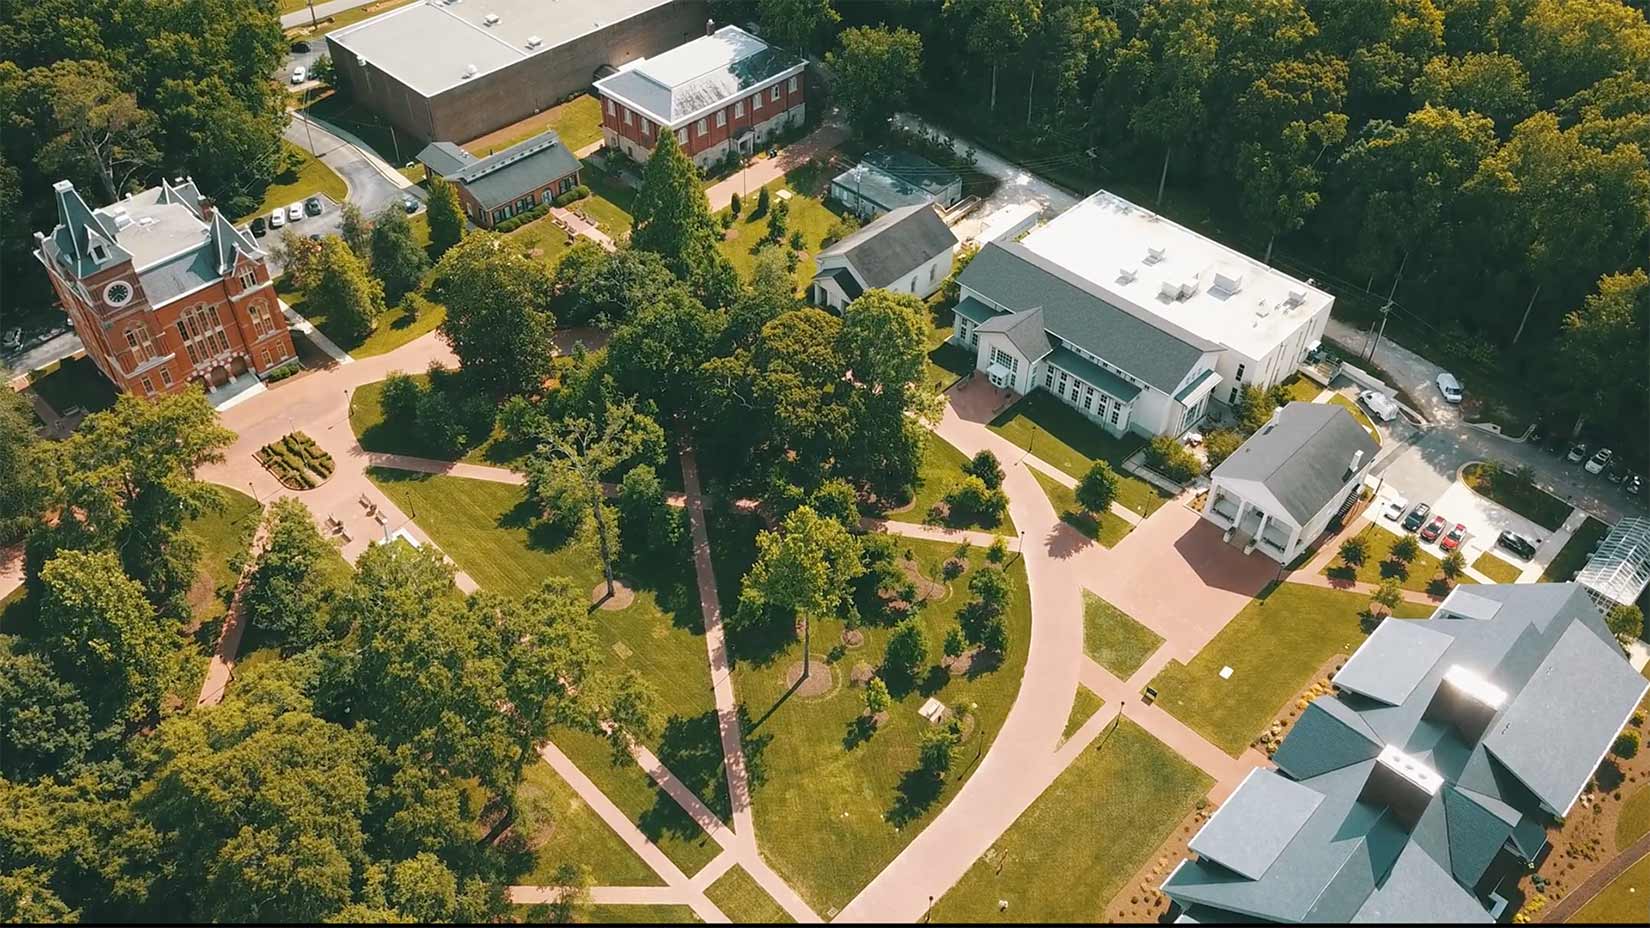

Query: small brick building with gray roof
[[417, 130, 583, 229]]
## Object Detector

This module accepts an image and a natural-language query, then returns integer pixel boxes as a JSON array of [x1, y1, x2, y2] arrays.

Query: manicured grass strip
[[581, 164, 636, 238], [280, 276, 447, 360], [1542, 516, 1612, 582], [184, 487, 262, 625], [26, 356, 117, 416], [507, 212, 577, 272], [349, 374, 524, 466], [730, 536, 1034, 914], [1061, 686, 1105, 743], [244, 141, 348, 220], [1463, 462, 1573, 531], [516, 761, 662, 887], [1569, 852, 1650, 924], [1322, 525, 1462, 593], [1278, 373, 1322, 403], [987, 393, 1171, 517], [879, 434, 1014, 535], [1029, 467, 1133, 547], [704, 864, 794, 924], [460, 94, 604, 154], [1619, 783, 1650, 851], [514, 903, 703, 924], [1327, 393, 1381, 443], [924, 340, 975, 393], [1083, 592, 1163, 679], [936, 720, 1212, 922], [714, 179, 842, 290], [1473, 551, 1525, 584], [1146, 583, 1434, 756]]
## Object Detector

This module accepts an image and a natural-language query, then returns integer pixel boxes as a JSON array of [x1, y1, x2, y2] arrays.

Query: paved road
[[892, 112, 1082, 244], [1335, 316, 1636, 526], [2, 330, 84, 380], [280, 0, 374, 30], [285, 111, 420, 218]]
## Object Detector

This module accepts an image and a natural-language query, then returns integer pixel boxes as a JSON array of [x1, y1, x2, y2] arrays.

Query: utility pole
[[1366, 251, 1407, 363], [307, 0, 318, 30], [1511, 285, 1541, 345]]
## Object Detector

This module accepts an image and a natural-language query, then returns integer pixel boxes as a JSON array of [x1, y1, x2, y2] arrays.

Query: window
[[1083, 385, 1095, 412], [92, 244, 107, 261], [696, 118, 707, 136], [930, 264, 937, 282], [771, 86, 781, 101], [1044, 368, 1055, 390], [1234, 363, 1246, 382], [159, 368, 172, 387], [239, 270, 258, 289], [606, 98, 615, 115], [517, 195, 533, 211], [1110, 405, 1121, 426], [1057, 370, 1069, 396], [493, 208, 506, 224], [140, 376, 154, 395], [989, 346, 1019, 376], [716, 111, 726, 128], [676, 128, 688, 145], [1229, 386, 1240, 404], [753, 92, 763, 110], [259, 346, 272, 367], [735, 101, 744, 118], [643, 120, 652, 137], [248, 301, 276, 339], [623, 108, 632, 125], [788, 76, 798, 93]]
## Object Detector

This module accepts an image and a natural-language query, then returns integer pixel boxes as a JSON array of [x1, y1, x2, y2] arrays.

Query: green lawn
[[26, 356, 117, 416], [1323, 525, 1461, 593], [184, 487, 262, 625], [515, 761, 661, 886], [460, 94, 604, 154], [722, 528, 1036, 913], [704, 864, 794, 924], [1146, 583, 1434, 756], [1542, 517, 1612, 582], [1083, 592, 1163, 679], [1569, 852, 1650, 924], [506, 213, 577, 271], [1278, 374, 1323, 404], [1473, 551, 1525, 584], [1029, 467, 1134, 547], [1327, 393, 1381, 443], [364, 470, 729, 875], [244, 141, 349, 221], [1061, 686, 1105, 743], [1463, 462, 1574, 531], [987, 393, 1172, 518], [279, 275, 447, 360], [515, 903, 703, 924], [876, 433, 1014, 535], [579, 164, 636, 239], [714, 180, 843, 291], [1619, 783, 1650, 851], [936, 720, 1212, 922], [349, 374, 525, 466]]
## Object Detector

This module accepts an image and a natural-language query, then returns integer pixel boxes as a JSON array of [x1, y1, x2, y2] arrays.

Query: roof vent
[[526, 35, 542, 48], [1255, 298, 1270, 317], [1117, 266, 1138, 284], [1144, 245, 1166, 265], [1158, 279, 1181, 301], [110, 206, 133, 231], [1360, 745, 1442, 831], [1347, 449, 1364, 478], [462, 63, 479, 79], [483, 12, 500, 25], [1285, 287, 1307, 307]]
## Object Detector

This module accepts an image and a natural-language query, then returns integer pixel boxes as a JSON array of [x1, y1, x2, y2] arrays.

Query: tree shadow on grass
[[916, 665, 951, 698], [841, 714, 876, 752], [650, 710, 733, 823], [886, 767, 944, 829], [497, 498, 581, 555]]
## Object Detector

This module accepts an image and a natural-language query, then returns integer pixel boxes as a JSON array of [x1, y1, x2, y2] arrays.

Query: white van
[[1358, 390, 1400, 422], [1436, 372, 1463, 404]]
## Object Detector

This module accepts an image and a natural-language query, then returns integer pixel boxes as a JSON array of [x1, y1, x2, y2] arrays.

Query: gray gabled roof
[[809, 266, 862, 302], [449, 130, 581, 210], [816, 203, 956, 290], [1333, 619, 1455, 706], [594, 25, 802, 126], [1188, 770, 1323, 880], [1212, 402, 1378, 524], [976, 305, 1051, 362], [1272, 699, 1381, 780], [957, 241, 1220, 394], [416, 141, 478, 177]]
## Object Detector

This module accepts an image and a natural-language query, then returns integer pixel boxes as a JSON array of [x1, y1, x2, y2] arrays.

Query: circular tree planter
[[849, 662, 876, 687], [589, 578, 636, 611], [842, 629, 865, 649], [784, 658, 836, 699]]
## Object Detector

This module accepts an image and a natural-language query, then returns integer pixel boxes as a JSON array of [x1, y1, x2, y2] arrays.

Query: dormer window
[[239, 270, 258, 290], [92, 244, 108, 261]]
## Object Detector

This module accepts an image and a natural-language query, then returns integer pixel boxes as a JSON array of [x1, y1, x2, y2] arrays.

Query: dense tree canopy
[[433, 233, 559, 395]]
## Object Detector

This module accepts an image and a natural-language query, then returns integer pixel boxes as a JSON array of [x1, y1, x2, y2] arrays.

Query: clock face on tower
[[103, 280, 133, 307]]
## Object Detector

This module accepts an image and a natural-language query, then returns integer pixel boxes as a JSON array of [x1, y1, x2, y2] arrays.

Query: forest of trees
[[733, 0, 1650, 459]]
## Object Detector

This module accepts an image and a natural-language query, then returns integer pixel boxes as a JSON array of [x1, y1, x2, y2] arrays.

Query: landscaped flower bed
[[256, 431, 335, 490]]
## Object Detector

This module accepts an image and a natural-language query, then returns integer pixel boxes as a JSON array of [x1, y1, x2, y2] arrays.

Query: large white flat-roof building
[[326, 0, 708, 144], [1019, 191, 1335, 408]]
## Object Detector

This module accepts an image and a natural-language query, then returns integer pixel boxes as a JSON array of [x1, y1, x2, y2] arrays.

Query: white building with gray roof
[[1203, 402, 1380, 563], [1164, 582, 1647, 924], [950, 190, 1334, 439], [810, 203, 957, 311]]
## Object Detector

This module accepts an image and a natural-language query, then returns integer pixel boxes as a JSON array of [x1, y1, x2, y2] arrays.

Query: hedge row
[[257, 431, 334, 489], [553, 185, 590, 208], [493, 204, 550, 233], [265, 360, 301, 382]]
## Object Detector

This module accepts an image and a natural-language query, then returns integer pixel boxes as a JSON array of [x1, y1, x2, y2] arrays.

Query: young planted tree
[[1441, 550, 1466, 584], [1339, 535, 1368, 567], [882, 617, 930, 685], [426, 175, 466, 256], [1203, 428, 1243, 468], [1390, 534, 1419, 564], [966, 449, 1004, 490], [864, 676, 890, 719], [919, 722, 961, 778], [339, 201, 371, 258], [1371, 577, 1404, 616], [370, 204, 430, 304], [740, 505, 865, 681], [1077, 460, 1120, 515], [524, 399, 664, 602], [311, 237, 387, 343], [1606, 604, 1645, 646]]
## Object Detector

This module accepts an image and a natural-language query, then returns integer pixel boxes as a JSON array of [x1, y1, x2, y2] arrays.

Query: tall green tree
[[242, 498, 349, 650], [0, 639, 98, 783], [836, 289, 938, 494], [35, 59, 158, 203], [605, 288, 726, 419], [311, 237, 387, 344], [0, 386, 46, 544], [433, 232, 558, 394], [944, 0, 1041, 114], [756, 0, 840, 53], [827, 25, 924, 137], [630, 131, 726, 292], [1232, 54, 1349, 259], [1514, 0, 1650, 104], [739, 505, 864, 680], [1106, 0, 1219, 202], [1556, 270, 1649, 458], [369, 204, 430, 304], [339, 201, 371, 258], [1412, 52, 1538, 129], [1077, 460, 1119, 515], [425, 176, 465, 256]]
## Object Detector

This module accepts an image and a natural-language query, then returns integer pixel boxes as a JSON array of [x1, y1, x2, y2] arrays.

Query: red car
[[1419, 515, 1447, 543], [1441, 523, 1468, 551]]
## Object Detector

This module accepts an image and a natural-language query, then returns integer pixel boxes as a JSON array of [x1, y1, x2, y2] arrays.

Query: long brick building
[[594, 24, 806, 172], [33, 179, 296, 398]]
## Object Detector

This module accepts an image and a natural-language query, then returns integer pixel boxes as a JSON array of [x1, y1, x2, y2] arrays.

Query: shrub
[[730, 191, 742, 216], [941, 557, 965, 580], [882, 618, 929, 683], [1146, 435, 1201, 482], [925, 500, 951, 525], [1077, 460, 1119, 514], [754, 185, 771, 217], [788, 229, 806, 250], [1614, 730, 1641, 759], [265, 360, 302, 382], [965, 450, 1004, 489], [986, 538, 1008, 563], [919, 722, 961, 777], [1203, 428, 1243, 468], [380, 372, 422, 424], [552, 185, 590, 208], [945, 475, 1007, 526]]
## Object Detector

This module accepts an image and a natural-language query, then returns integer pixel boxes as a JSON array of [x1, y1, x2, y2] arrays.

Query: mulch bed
[[1252, 654, 1347, 758], [897, 557, 949, 602], [849, 662, 875, 687], [784, 658, 836, 699], [589, 578, 636, 611], [842, 629, 865, 649], [1106, 803, 1214, 923]]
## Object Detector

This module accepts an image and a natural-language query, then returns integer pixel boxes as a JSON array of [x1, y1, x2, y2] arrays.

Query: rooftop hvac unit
[[484, 12, 500, 25], [526, 35, 542, 48], [1212, 269, 1244, 294], [1117, 266, 1138, 284], [1285, 287, 1307, 306], [1159, 280, 1181, 301], [1145, 245, 1166, 264], [1254, 299, 1270, 317], [462, 63, 479, 79]]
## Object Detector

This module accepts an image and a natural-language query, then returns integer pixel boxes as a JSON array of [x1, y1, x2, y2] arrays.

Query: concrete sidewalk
[[703, 123, 850, 212]]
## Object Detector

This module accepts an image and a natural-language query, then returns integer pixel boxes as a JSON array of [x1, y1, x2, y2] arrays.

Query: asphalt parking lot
[[247, 194, 343, 276]]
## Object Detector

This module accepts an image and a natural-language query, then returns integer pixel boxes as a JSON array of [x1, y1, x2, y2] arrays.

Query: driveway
[[280, 0, 373, 30], [1333, 317, 1634, 525], [253, 194, 347, 276], [2, 330, 84, 381], [891, 112, 1081, 244], [285, 112, 421, 219]]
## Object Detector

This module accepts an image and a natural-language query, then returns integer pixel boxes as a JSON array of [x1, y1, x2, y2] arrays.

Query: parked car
[[1359, 390, 1400, 423], [1606, 462, 1627, 484], [2, 328, 21, 352], [1402, 502, 1431, 532], [304, 196, 322, 216], [1420, 515, 1447, 543], [269, 209, 285, 229], [1441, 523, 1468, 551], [286, 202, 303, 222], [1627, 475, 1643, 497], [1585, 447, 1613, 475], [290, 40, 310, 53], [291, 66, 306, 84], [1497, 531, 1538, 560], [1566, 442, 1589, 464], [1436, 372, 1463, 404], [401, 195, 418, 213], [251, 216, 267, 237], [1382, 496, 1409, 521]]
